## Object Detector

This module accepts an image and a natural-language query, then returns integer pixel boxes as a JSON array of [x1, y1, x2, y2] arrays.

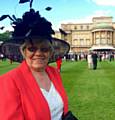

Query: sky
[[0, 0, 115, 33]]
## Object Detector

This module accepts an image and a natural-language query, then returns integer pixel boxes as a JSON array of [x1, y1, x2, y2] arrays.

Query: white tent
[[89, 45, 115, 51]]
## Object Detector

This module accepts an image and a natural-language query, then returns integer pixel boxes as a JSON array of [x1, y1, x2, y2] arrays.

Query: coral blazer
[[0, 60, 68, 120]]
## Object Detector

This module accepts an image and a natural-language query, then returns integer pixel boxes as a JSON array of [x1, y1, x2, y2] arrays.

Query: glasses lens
[[27, 47, 37, 52], [40, 47, 51, 52]]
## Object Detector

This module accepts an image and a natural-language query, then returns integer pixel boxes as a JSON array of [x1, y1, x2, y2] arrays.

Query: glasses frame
[[26, 46, 51, 53]]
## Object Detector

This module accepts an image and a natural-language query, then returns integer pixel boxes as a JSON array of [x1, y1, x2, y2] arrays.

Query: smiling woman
[[21, 38, 53, 72], [0, 3, 70, 120]]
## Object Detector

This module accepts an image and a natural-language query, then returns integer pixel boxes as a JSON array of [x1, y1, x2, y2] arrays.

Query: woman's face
[[23, 38, 52, 72]]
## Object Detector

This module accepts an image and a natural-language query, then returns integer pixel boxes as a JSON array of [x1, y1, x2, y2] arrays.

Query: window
[[74, 26, 77, 30], [80, 39, 84, 46], [87, 25, 89, 30], [73, 39, 78, 45], [101, 39, 107, 44], [80, 25, 83, 30], [108, 39, 112, 44], [95, 39, 100, 45], [86, 39, 90, 45]]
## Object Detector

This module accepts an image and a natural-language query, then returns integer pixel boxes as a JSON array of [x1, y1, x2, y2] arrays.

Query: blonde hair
[[20, 38, 54, 58]]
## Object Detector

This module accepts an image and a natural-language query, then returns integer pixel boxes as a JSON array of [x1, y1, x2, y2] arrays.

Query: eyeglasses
[[27, 46, 51, 53]]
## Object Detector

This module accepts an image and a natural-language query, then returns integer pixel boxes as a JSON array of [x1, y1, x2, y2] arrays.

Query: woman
[[0, 7, 70, 120], [87, 52, 93, 69]]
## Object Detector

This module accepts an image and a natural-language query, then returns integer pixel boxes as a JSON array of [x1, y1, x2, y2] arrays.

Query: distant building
[[53, 16, 115, 53]]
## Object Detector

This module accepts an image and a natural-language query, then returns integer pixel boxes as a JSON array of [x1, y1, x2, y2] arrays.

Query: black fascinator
[[12, 8, 55, 42], [0, 1, 70, 62]]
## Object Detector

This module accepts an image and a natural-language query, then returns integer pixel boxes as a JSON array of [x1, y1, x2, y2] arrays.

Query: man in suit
[[92, 51, 98, 70]]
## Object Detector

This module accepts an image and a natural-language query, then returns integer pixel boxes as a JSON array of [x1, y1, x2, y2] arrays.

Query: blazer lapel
[[46, 66, 68, 114]]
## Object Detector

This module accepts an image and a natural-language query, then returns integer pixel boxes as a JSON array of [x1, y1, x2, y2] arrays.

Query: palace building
[[53, 16, 115, 53]]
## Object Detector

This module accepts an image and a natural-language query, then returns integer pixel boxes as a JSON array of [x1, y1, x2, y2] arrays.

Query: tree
[[0, 31, 11, 41]]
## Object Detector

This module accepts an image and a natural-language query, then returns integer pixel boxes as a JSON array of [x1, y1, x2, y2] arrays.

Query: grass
[[61, 61, 115, 120], [0, 60, 115, 120], [0, 60, 19, 75]]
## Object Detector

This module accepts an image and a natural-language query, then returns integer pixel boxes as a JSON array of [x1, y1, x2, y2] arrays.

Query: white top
[[40, 82, 64, 120]]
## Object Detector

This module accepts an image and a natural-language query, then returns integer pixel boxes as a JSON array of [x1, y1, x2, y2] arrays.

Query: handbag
[[62, 111, 79, 120]]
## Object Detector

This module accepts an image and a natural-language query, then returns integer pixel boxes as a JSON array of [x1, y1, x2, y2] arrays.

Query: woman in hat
[[0, 8, 70, 120]]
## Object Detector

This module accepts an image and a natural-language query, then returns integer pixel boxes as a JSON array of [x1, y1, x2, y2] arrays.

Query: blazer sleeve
[[0, 72, 24, 120]]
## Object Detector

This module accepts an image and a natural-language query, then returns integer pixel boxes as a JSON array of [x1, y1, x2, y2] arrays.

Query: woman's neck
[[31, 68, 51, 91]]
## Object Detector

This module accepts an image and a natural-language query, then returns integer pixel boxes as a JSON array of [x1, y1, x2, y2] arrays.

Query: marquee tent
[[89, 45, 115, 51]]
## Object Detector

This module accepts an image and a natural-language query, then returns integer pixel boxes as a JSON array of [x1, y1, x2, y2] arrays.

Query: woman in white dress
[[87, 52, 93, 69]]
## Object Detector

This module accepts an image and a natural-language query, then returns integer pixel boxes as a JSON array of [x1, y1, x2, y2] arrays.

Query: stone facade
[[53, 16, 115, 53]]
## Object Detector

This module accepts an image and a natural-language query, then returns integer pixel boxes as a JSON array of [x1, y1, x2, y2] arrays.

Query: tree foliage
[[0, 31, 11, 41]]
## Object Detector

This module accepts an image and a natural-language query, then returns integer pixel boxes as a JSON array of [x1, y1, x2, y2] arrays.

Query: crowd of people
[[64, 51, 114, 61], [62, 51, 115, 70]]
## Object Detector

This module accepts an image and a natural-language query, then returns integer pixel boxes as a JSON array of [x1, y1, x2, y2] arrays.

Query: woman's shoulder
[[46, 65, 58, 72], [0, 67, 19, 80], [46, 65, 60, 77]]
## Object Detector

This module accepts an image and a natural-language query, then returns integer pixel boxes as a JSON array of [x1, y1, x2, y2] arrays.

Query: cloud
[[59, 10, 111, 25], [0, 25, 13, 33], [90, 0, 115, 6], [93, 10, 111, 16]]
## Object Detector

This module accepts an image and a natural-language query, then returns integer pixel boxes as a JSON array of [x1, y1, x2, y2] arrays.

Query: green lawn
[[0, 60, 115, 120], [0, 60, 19, 75]]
